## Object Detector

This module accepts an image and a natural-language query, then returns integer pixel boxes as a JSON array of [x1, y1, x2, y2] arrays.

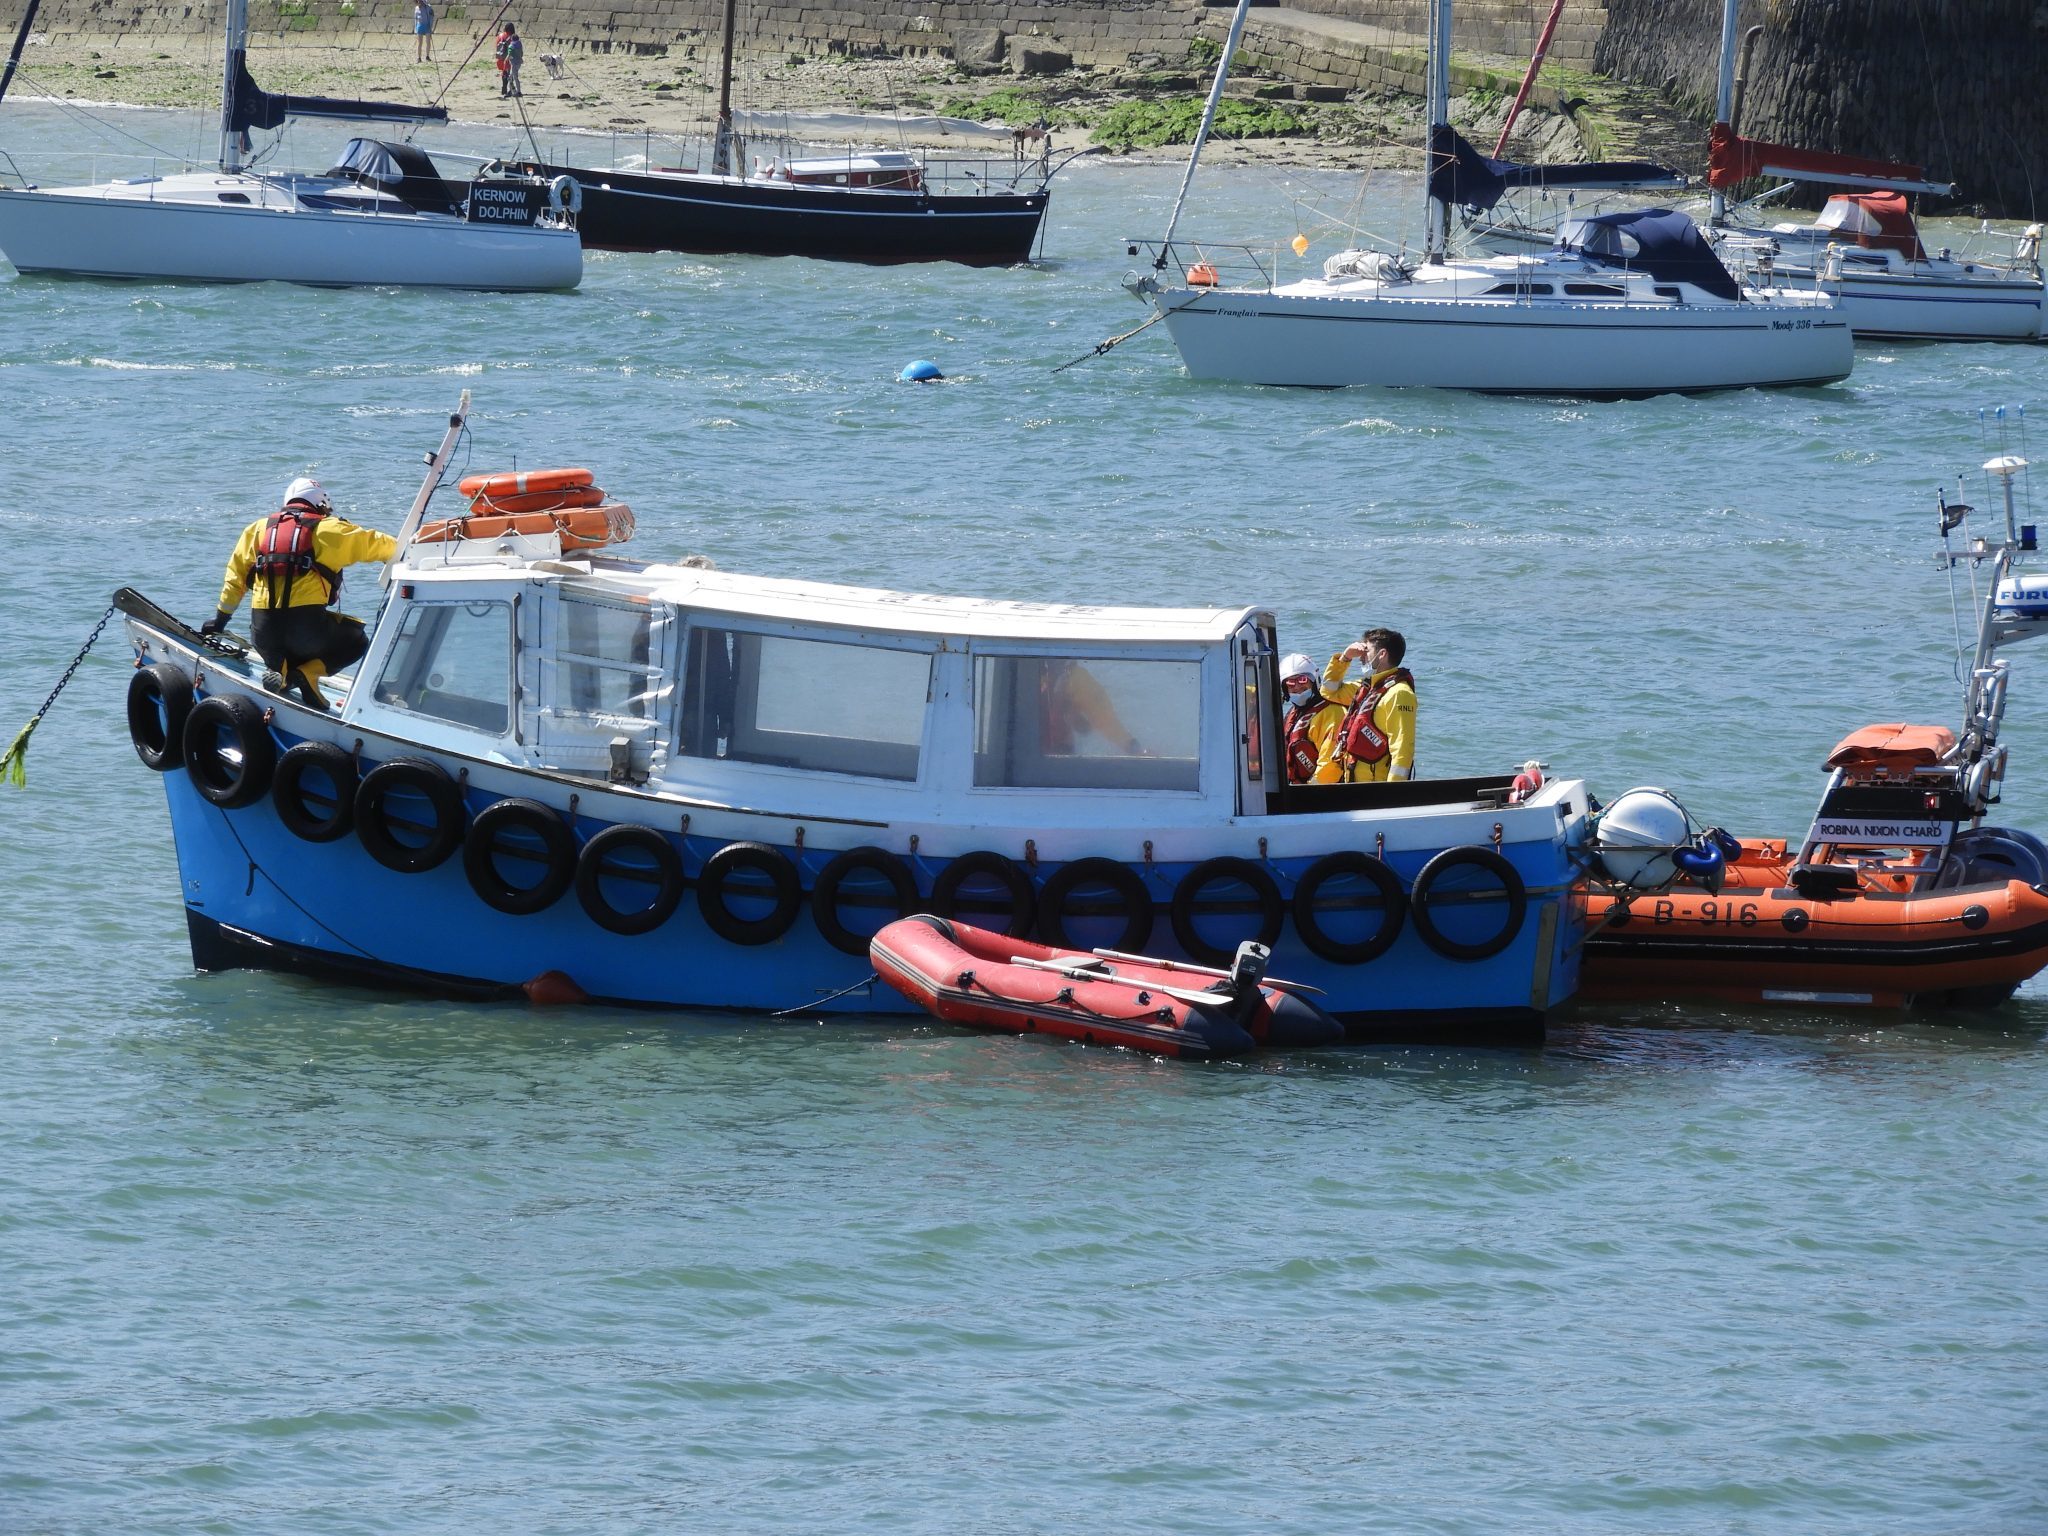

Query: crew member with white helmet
[[201, 477, 397, 712], [1278, 652, 1346, 785]]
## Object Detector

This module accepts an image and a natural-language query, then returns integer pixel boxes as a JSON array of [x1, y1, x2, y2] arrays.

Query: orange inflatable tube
[[457, 467, 594, 499], [414, 501, 636, 551], [1581, 837, 2048, 1008]]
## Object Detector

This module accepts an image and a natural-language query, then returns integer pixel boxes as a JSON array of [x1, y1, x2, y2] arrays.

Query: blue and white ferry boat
[[119, 398, 1607, 1044]]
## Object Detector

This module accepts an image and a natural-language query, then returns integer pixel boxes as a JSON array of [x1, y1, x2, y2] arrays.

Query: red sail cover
[[1815, 192, 1925, 260], [1707, 123, 1932, 192]]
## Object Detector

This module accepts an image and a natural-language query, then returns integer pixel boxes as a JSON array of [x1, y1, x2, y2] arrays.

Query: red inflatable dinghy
[[870, 914, 1345, 1060]]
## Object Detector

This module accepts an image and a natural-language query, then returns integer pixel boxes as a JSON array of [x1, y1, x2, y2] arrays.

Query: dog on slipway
[[538, 51, 567, 79]]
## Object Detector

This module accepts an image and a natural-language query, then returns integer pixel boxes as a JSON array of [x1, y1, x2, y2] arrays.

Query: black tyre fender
[[127, 662, 194, 772], [1169, 855, 1284, 967], [1291, 851, 1408, 965], [182, 693, 277, 809], [1409, 845, 1528, 962], [929, 849, 1037, 937], [1036, 856, 1154, 954], [272, 740, 358, 843], [810, 845, 920, 956], [355, 757, 465, 874], [463, 797, 577, 916], [696, 840, 803, 946], [576, 823, 687, 936]]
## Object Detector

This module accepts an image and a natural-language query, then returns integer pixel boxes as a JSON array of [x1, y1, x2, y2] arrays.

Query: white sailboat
[[0, 0, 581, 289], [1125, 0, 1852, 396], [1700, 0, 2045, 343]]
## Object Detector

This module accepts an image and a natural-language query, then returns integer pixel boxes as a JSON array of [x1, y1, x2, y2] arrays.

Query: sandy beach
[[5, 26, 1579, 172]]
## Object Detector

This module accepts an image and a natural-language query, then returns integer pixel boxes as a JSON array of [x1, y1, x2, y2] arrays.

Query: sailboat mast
[[1423, 0, 1450, 259], [1155, 0, 1253, 265], [712, 0, 741, 176], [219, 0, 249, 172], [1709, 0, 1739, 225], [0, 0, 45, 108]]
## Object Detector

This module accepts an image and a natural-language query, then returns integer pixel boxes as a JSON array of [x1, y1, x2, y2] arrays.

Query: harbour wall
[[27, 0, 2043, 213], [1597, 0, 2047, 217]]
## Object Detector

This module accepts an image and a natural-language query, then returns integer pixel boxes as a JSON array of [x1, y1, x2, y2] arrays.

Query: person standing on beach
[[495, 22, 522, 97], [413, 0, 433, 62]]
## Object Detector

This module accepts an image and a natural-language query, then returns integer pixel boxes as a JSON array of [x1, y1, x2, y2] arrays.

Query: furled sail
[[1426, 125, 1684, 213], [226, 51, 448, 134], [1705, 123, 1951, 197]]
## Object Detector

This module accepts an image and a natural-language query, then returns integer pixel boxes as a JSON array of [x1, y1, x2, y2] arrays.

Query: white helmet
[[283, 476, 331, 511], [1278, 653, 1314, 684]]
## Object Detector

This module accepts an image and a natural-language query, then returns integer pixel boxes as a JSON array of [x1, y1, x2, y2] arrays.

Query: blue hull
[[156, 734, 1582, 1045]]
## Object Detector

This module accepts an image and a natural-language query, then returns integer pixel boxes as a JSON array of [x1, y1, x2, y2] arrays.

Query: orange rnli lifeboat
[[1582, 724, 2048, 1009], [870, 914, 1345, 1060]]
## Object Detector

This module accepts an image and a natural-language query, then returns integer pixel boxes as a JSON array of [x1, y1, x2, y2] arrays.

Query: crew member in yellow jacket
[[1278, 652, 1346, 784], [1321, 627, 1417, 782], [201, 477, 398, 712]]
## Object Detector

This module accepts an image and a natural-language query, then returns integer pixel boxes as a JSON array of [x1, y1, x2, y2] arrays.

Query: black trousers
[[250, 606, 370, 675]]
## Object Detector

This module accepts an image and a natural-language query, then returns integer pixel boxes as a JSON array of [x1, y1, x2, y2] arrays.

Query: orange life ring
[[466, 484, 608, 516], [413, 501, 636, 551], [457, 467, 595, 500], [1187, 262, 1221, 287]]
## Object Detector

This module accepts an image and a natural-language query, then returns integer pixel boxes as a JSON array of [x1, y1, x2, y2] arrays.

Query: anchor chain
[[2, 604, 115, 787]]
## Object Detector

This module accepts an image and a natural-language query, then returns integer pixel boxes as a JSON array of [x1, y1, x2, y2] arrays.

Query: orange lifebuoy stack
[[457, 466, 605, 516], [417, 467, 636, 551]]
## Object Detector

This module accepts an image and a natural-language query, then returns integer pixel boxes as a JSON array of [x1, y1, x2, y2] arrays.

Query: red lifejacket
[[1341, 668, 1414, 764], [255, 503, 342, 607], [1284, 697, 1325, 783]]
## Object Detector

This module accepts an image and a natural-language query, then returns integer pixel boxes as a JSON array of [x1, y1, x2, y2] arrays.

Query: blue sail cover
[[1425, 125, 1683, 214], [1552, 208, 1742, 301], [226, 51, 447, 134]]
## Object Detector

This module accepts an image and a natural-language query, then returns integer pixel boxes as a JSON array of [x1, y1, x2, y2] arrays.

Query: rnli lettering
[[1811, 817, 1951, 848]]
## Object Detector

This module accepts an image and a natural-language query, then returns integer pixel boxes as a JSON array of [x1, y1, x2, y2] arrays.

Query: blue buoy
[[899, 360, 944, 382]]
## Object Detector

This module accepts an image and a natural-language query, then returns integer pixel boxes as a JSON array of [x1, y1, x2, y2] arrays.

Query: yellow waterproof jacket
[[217, 512, 398, 613], [1322, 652, 1417, 783]]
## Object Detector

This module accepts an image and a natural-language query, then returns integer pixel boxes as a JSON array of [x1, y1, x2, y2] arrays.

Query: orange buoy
[[413, 501, 636, 551], [457, 466, 594, 500], [523, 969, 588, 1005], [1186, 262, 1221, 287], [466, 484, 608, 516]]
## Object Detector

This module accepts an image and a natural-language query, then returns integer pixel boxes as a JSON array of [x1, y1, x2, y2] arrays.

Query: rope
[[1, 604, 114, 788], [1052, 307, 1167, 373], [771, 970, 879, 1016]]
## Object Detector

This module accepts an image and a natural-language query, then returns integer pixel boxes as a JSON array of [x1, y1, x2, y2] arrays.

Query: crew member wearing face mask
[[1278, 652, 1346, 785]]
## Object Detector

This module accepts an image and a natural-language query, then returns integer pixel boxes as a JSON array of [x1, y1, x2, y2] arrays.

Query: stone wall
[[1265, 0, 1606, 68], [1596, 0, 2048, 216]]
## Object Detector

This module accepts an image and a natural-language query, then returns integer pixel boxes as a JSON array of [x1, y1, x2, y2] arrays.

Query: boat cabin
[[755, 152, 924, 193], [351, 541, 1290, 828]]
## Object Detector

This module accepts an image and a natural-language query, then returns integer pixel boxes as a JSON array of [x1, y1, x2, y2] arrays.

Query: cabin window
[[1564, 282, 1628, 297], [972, 655, 1201, 792], [1241, 658, 1263, 781], [373, 600, 512, 735], [544, 594, 666, 718], [679, 625, 930, 781], [1654, 285, 1682, 300], [1482, 281, 1551, 296]]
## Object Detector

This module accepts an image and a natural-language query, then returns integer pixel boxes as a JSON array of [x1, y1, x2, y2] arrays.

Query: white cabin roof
[[398, 549, 1266, 644]]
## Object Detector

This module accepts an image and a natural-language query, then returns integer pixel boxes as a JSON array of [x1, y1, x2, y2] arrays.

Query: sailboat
[[1700, 0, 2045, 342], [0, 0, 580, 289], [1125, 0, 1852, 396], [498, 0, 1055, 264]]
